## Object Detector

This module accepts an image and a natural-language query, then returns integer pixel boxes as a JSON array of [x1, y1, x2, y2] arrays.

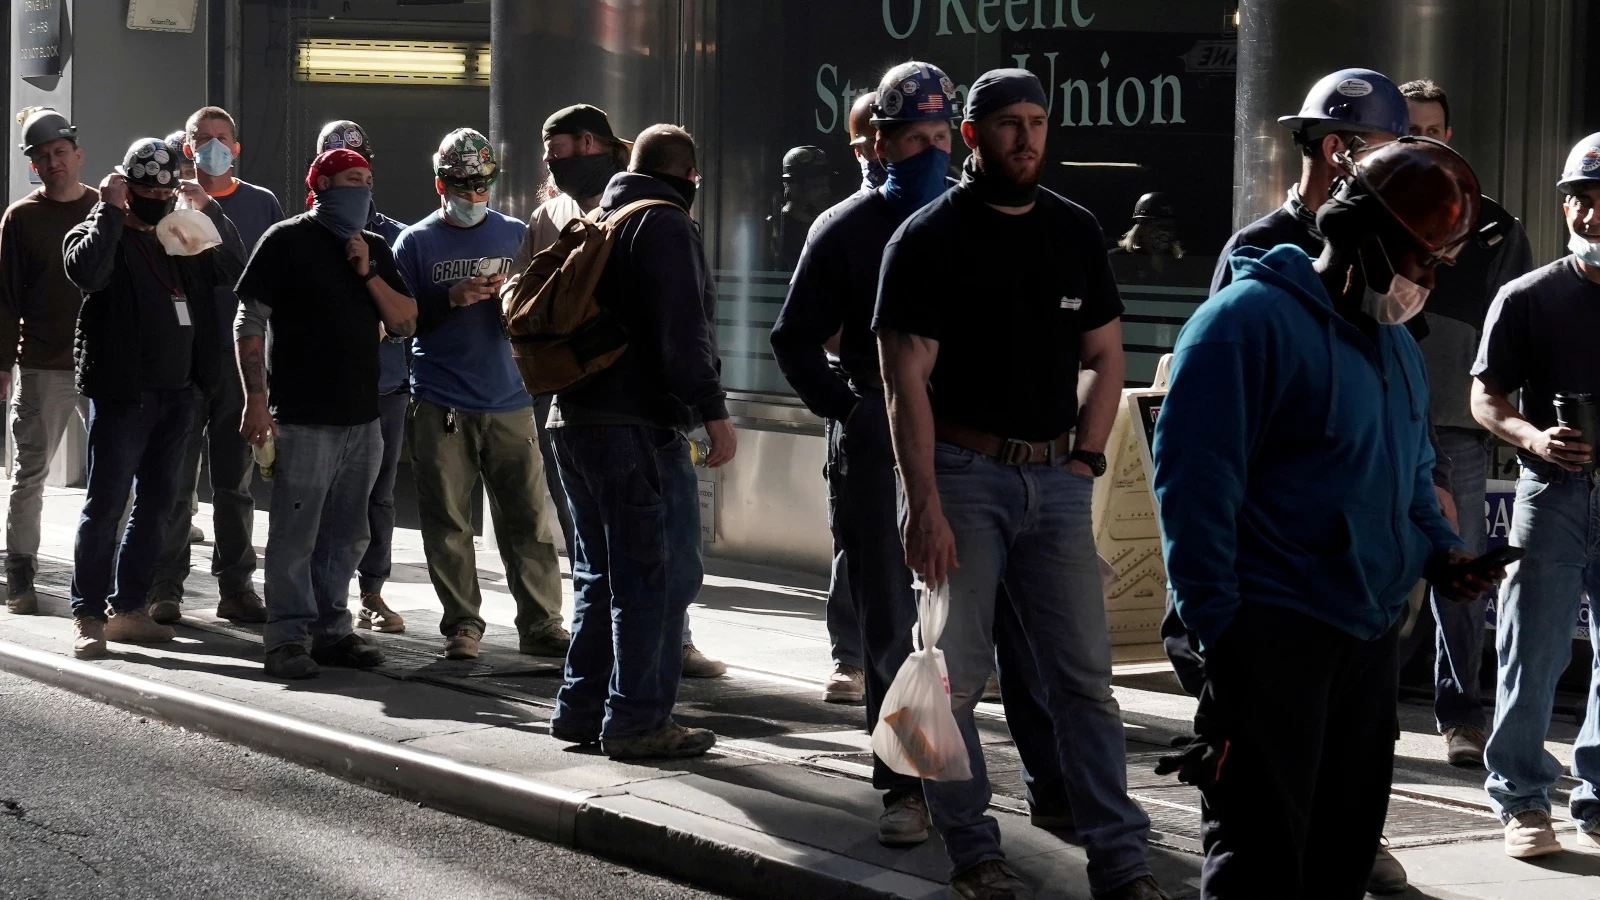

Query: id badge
[[173, 294, 192, 327]]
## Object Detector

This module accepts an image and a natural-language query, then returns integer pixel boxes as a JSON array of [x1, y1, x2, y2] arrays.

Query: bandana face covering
[[881, 146, 951, 220], [310, 185, 372, 239]]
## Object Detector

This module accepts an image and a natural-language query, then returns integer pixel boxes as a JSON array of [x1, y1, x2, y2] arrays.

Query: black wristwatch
[[1070, 449, 1107, 477]]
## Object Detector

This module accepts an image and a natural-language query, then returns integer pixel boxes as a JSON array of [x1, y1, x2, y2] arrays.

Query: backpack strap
[[595, 197, 683, 227]]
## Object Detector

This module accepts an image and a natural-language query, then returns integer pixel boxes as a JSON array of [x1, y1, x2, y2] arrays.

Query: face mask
[[860, 156, 887, 190], [1361, 240, 1430, 325], [443, 193, 488, 227], [881, 146, 951, 220], [310, 185, 373, 239], [654, 172, 698, 210], [128, 192, 175, 226], [547, 153, 619, 199], [193, 139, 234, 177], [1569, 231, 1600, 267]]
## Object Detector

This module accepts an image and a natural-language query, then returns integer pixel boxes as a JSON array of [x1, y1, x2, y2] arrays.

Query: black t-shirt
[[872, 185, 1123, 440], [236, 214, 406, 426], [1474, 256, 1600, 465], [123, 230, 194, 391]]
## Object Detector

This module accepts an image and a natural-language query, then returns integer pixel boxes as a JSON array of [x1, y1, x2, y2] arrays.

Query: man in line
[[146, 105, 285, 624], [1473, 132, 1600, 859], [512, 104, 726, 678], [1398, 79, 1533, 768], [316, 120, 409, 635], [236, 148, 417, 679], [875, 69, 1163, 900], [394, 128, 566, 660], [1, 108, 97, 615], [64, 139, 245, 658], [547, 125, 736, 761], [769, 146, 833, 270], [1154, 137, 1493, 898]]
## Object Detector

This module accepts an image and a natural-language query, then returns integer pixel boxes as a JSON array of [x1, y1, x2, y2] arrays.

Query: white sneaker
[[1504, 810, 1563, 859]]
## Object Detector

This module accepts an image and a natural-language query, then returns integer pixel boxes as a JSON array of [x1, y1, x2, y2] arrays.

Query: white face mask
[[443, 194, 487, 227], [1361, 240, 1430, 325], [1569, 232, 1600, 267]]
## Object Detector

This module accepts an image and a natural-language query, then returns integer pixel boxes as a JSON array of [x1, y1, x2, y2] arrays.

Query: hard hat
[[782, 146, 830, 181], [17, 107, 77, 156], [871, 61, 958, 125], [1278, 68, 1408, 140], [317, 120, 371, 159], [164, 130, 186, 157], [1343, 135, 1481, 256], [434, 128, 499, 191], [115, 138, 182, 189], [1558, 132, 1600, 194], [1132, 192, 1178, 222]]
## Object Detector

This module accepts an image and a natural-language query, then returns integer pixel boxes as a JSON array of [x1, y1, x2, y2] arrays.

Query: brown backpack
[[501, 198, 680, 395]]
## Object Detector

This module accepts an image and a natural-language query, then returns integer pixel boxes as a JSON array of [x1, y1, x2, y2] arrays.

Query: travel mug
[[1552, 392, 1597, 473]]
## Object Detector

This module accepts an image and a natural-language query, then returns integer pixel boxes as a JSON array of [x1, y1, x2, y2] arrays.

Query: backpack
[[501, 198, 680, 395]]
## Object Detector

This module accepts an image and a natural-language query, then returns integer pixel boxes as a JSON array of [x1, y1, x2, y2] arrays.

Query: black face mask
[[653, 172, 698, 210], [128, 193, 175, 226], [959, 154, 1038, 208], [547, 152, 619, 200]]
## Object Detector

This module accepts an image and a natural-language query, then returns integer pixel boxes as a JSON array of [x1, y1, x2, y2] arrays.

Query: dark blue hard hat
[[871, 62, 958, 125], [1558, 132, 1600, 193], [1278, 68, 1408, 140]]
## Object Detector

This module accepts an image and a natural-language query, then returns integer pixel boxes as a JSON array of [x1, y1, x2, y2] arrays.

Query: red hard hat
[[1342, 136, 1482, 257]]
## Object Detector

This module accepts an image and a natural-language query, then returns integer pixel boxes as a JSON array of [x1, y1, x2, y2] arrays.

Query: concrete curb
[[0, 639, 940, 900]]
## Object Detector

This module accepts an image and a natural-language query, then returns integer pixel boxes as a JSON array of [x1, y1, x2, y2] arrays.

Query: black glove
[[1155, 737, 1231, 792]]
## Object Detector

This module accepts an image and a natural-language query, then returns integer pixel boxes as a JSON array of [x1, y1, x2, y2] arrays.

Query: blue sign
[[1481, 479, 1590, 640]]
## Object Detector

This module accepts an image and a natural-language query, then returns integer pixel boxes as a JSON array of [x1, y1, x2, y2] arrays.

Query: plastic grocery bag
[[869, 580, 973, 781], [156, 193, 222, 257]]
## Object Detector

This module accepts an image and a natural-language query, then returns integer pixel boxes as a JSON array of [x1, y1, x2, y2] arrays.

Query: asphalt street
[[0, 669, 726, 900]]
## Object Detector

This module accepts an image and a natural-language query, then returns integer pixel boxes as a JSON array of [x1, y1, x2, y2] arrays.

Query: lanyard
[[127, 233, 184, 298]]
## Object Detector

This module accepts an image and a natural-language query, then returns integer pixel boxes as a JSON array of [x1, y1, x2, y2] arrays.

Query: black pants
[[151, 381, 255, 597], [1198, 601, 1398, 900]]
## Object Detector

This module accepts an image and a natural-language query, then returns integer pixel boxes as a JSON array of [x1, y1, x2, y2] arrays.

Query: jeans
[[1430, 427, 1490, 731], [151, 381, 256, 598], [356, 391, 408, 594], [408, 398, 563, 637], [262, 421, 382, 651], [993, 588, 1071, 815], [6, 368, 88, 571], [70, 390, 197, 619], [533, 394, 577, 555], [551, 424, 702, 740], [1484, 471, 1600, 826], [823, 415, 862, 669], [922, 443, 1149, 892]]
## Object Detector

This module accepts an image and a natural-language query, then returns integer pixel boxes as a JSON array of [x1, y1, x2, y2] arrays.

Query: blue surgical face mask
[[193, 139, 234, 177], [443, 193, 488, 227], [310, 185, 373, 239], [1570, 231, 1600, 267], [880, 145, 951, 220], [860, 155, 887, 191]]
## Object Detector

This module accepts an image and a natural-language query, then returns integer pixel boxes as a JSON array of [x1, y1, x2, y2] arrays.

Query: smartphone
[[477, 256, 509, 279], [1464, 545, 1525, 577]]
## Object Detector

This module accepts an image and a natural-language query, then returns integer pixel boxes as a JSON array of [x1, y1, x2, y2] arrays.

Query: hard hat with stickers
[[1278, 67, 1409, 141], [317, 120, 371, 159], [115, 138, 181, 188], [433, 127, 499, 192], [1558, 133, 1600, 194], [870, 61, 958, 126]]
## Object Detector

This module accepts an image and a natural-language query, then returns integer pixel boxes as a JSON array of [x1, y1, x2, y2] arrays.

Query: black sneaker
[[264, 644, 320, 680], [310, 633, 384, 669]]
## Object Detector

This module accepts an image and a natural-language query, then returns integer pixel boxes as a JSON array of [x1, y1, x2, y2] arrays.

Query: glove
[[1155, 737, 1231, 792]]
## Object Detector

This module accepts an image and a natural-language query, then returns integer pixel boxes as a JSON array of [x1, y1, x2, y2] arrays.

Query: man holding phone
[[392, 128, 565, 661]]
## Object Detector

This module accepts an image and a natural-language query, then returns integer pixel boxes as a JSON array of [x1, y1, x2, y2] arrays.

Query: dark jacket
[[555, 172, 727, 429], [64, 200, 246, 402]]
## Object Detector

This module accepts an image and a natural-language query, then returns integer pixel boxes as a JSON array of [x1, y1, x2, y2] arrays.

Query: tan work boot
[[602, 722, 716, 760], [1444, 725, 1488, 768], [823, 663, 865, 703], [72, 617, 107, 659], [681, 642, 727, 677], [356, 592, 405, 633], [217, 588, 267, 624], [104, 608, 176, 644], [519, 624, 571, 657], [6, 567, 39, 615], [445, 626, 482, 660], [1504, 809, 1562, 859]]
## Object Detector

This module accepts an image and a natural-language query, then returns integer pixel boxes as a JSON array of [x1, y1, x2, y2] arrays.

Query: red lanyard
[[128, 233, 183, 297]]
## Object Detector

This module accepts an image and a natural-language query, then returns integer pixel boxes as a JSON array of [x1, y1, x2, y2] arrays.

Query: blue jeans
[[824, 415, 863, 669], [357, 391, 409, 594], [551, 425, 702, 741], [1484, 470, 1600, 826], [71, 390, 197, 619], [1430, 427, 1490, 731], [262, 421, 382, 651], [923, 443, 1150, 892]]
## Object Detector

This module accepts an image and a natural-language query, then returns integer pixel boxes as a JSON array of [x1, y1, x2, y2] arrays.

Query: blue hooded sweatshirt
[[1152, 244, 1464, 650]]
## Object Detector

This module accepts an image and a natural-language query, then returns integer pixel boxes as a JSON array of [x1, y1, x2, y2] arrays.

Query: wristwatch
[[1069, 449, 1107, 477]]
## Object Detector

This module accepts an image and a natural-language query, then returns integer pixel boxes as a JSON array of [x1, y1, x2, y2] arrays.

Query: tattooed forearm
[[387, 316, 417, 338], [237, 336, 267, 397]]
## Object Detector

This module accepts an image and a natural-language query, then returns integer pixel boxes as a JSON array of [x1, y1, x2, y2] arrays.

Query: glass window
[[709, 0, 1238, 392]]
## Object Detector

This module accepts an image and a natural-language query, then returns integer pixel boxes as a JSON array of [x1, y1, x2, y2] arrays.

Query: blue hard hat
[[1558, 133, 1600, 193], [871, 62, 958, 125], [1278, 68, 1408, 139]]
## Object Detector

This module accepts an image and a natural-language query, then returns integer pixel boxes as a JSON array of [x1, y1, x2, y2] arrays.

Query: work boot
[[189, 525, 206, 544], [104, 608, 175, 644], [1094, 874, 1170, 900], [823, 662, 865, 703], [681, 642, 727, 677], [519, 623, 571, 657], [982, 673, 1001, 702], [264, 644, 319, 679], [877, 791, 930, 846], [445, 626, 482, 660], [6, 564, 39, 615], [216, 588, 267, 624], [602, 722, 717, 760], [72, 617, 107, 659], [947, 860, 1032, 900], [146, 587, 182, 625], [1504, 809, 1562, 859], [1444, 725, 1488, 768], [311, 633, 384, 669], [1367, 840, 1407, 894], [356, 592, 405, 633]]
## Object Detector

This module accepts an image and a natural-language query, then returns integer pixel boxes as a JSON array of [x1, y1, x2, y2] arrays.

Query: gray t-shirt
[[215, 179, 285, 257]]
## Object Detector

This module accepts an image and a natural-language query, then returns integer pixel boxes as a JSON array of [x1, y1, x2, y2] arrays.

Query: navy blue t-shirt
[[213, 179, 284, 257], [394, 210, 531, 414]]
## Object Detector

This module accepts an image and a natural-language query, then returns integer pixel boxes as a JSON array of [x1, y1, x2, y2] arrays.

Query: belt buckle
[[1000, 438, 1033, 466]]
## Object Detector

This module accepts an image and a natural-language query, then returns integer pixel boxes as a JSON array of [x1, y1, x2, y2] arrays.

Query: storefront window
[[709, 0, 1237, 393]]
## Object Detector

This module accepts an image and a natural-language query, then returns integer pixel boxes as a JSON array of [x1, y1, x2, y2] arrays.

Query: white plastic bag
[[156, 193, 222, 257], [869, 580, 973, 781]]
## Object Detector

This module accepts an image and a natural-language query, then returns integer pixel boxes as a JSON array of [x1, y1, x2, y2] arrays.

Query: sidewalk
[[2, 484, 1597, 899]]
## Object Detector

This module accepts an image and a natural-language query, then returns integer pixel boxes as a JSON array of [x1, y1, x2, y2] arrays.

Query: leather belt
[[934, 419, 1074, 466]]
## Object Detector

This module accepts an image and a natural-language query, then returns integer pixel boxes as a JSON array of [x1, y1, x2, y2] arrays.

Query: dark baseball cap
[[542, 104, 625, 144]]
